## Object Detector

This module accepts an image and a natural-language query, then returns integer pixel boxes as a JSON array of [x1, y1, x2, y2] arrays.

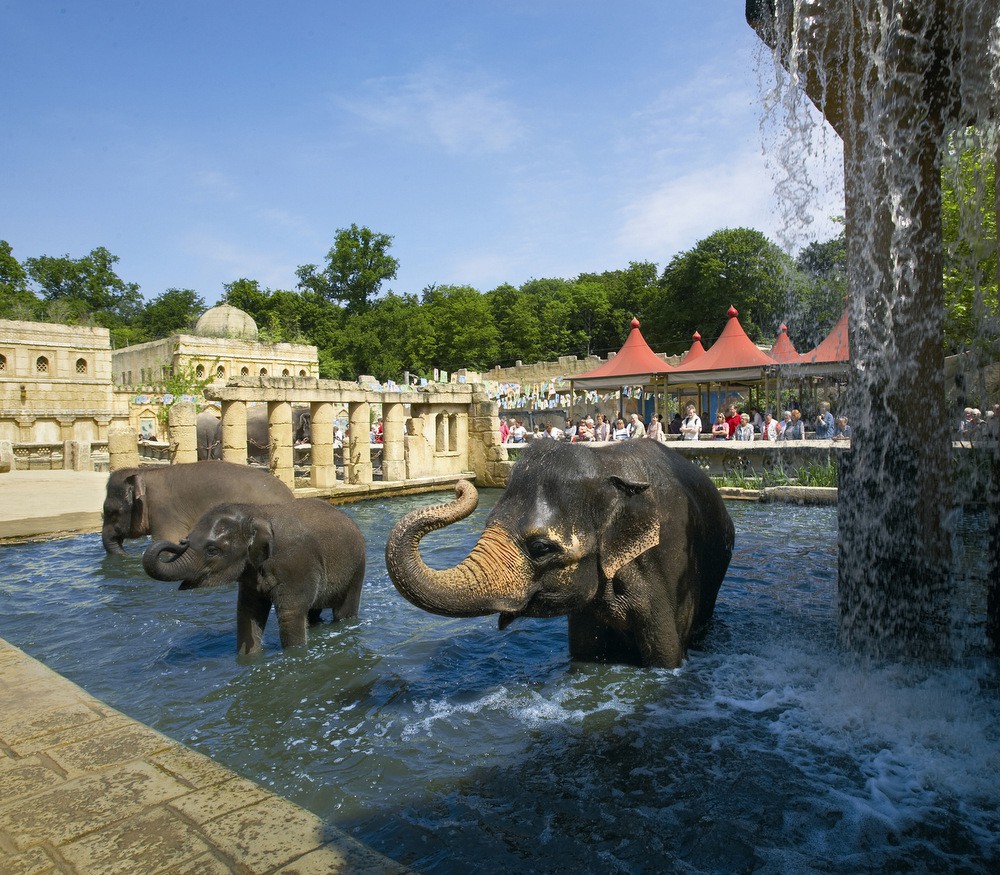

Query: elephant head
[[102, 469, 150, 554], [143, 505, 273, 590], [385, 441, 662, 628]]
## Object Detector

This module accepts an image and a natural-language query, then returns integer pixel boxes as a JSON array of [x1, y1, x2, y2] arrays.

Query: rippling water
[[2, 495, 998, 873]]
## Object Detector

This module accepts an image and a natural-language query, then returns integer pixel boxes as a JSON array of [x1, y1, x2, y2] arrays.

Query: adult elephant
[[142, 499, 365, 654], [243, 405, 312, 463], [196, 411, 222, 460], [101, 460, 295, 555], [385, 440, 735, 668]]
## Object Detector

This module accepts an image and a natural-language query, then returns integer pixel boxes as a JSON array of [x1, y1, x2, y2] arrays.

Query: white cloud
[[341, 64, 524, 154]]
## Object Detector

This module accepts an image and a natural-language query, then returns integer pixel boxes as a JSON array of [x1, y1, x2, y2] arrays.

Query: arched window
[[240, 366, 250, 377], [281, 368, 290, 377], [36, 356, 49, 373], [76, 358, 88, 374], [298, 369, 307, 377], [216, 365, 225, 379], [259, 368, 268, 376], [195, 364, 205, 378], [0, 354, 6, 371]]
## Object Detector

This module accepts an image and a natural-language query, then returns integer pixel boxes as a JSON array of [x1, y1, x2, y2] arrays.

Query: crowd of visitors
[[499, 400, 862, 444]]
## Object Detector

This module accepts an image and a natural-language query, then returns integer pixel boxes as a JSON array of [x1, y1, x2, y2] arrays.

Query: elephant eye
[[526, 537, 562, 561], [204, 545, 219, 558]]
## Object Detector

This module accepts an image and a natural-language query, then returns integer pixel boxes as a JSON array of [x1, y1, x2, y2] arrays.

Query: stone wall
[[0, 319, 129, 444]]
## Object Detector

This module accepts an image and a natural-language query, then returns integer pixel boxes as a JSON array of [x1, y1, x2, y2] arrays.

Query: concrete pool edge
[[0, 637, 410, 874]]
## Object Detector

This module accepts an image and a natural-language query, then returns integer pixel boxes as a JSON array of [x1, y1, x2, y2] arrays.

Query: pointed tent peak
[[768, 321, 802, 364], [571, 316, 674, 387], [727, 305, 739, 318], [681, 329, 707, 365], [673, 305, 775, 373]]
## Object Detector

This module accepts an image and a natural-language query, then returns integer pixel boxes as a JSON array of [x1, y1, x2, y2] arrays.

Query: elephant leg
[[332, 574, 363, 621], [236, 585, 272, 655], [276, 608, 309, 649]]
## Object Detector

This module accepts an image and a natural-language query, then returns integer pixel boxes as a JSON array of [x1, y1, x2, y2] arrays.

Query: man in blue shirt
[[814, 401, 835, 439]]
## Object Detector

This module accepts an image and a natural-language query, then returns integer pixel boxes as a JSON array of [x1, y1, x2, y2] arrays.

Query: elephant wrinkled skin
[[101, 460, 295, 554], [385, 440, 735, 668], [143, 499, 365, 654]]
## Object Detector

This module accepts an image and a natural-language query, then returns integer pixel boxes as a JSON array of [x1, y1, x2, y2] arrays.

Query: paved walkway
[[0, 470, 408, 873]]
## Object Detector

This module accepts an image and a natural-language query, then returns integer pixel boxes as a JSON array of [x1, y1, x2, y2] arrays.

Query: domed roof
[[193, 305, 258, 340]]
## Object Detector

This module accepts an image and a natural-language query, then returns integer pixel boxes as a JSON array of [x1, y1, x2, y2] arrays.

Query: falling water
[[748, 0, 1000, 659]]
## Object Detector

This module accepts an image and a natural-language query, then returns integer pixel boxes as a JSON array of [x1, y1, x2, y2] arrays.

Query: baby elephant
[[142, 499, 365, 655]]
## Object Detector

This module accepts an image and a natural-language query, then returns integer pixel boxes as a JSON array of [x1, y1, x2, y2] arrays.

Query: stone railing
[[106, 377, 512, 493], [0, 440, 110, 472]]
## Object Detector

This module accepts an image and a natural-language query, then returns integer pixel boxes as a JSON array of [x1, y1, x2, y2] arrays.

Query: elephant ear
[[127, 474, 149, 536], [599, 475, 660, 581], [243, 515, 274, 568]]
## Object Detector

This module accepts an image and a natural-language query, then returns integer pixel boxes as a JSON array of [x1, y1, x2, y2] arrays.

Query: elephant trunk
[[385, 480, 534, 617], [143, 539, 200, 582], [102, 530, 126, 555]]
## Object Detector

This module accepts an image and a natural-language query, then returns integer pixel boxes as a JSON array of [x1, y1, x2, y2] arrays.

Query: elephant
[[197, 411, 222, 460], [101, 460, 295, 555], [142, 499, 366, 654], [385, 440, 735, 668]]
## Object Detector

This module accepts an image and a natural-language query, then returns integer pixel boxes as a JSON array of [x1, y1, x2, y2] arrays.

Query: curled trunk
[[385, 480, 534, 618], [102, 531, 126, 555], [143, 539, 200, 582]]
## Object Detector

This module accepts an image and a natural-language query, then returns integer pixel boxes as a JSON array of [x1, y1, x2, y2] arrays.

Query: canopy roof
[[768, 324, 801, 364], [669, 306, 775, 383], [572, 318, 674, 388]]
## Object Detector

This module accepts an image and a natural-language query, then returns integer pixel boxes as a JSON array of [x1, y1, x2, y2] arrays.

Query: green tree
[[137, 288, 206, 340], [296, 224, 399, 315], [941, 131, 998, 355], [0, 240, 43, 320], [23, 246, 144, 346], [333, 292, 436, 381], [578, 261, 660, 352], [422, 284, 499, 372], [788, 231, 847, 350], [487, 282, 544, 365], [654, 228, 795, 346]]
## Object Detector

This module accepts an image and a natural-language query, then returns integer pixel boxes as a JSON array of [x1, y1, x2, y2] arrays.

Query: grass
[[711, 457, 839, 489]]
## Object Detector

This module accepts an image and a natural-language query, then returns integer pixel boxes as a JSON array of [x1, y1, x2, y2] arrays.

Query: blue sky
[[2, 0, 844, 305]]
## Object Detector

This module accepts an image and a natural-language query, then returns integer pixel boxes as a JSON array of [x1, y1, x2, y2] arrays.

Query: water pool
[[2, 495, 998, 873]]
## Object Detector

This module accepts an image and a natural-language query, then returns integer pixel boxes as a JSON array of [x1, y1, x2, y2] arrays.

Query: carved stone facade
[[0, 320, 128, 444]]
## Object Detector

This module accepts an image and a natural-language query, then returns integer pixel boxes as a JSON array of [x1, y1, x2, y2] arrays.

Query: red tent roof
[[800, 307, 849, 363], [573, 317, 674, 386], [768, 324, 801, 364], [680, 330, 706, 365], [672, 306, 776, 373]]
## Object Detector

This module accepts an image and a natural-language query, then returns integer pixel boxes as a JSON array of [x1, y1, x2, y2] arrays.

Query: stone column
[[347, 401, 372, 485], [221, 400, 248, 465], [63, 440, 91, 471], [169, 402, 198, 464], [268, 401, 294, 488], [381, 401, 405, 481], [108, 427, 140, 471], [310, 401, 337, 488]]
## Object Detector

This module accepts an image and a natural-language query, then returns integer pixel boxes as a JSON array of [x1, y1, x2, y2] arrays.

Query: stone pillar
[[268, 401, 295, 488], [309, 401, 337, 488], [63, 440, 92, 471], [108, 427, 140, 471], [405, 409, 430, 480], [58, 417, 75, 442], [0, 440, 14, 474], [381, 401, 405, 481], [169, 403, 198, 465], [221, 400, 248, 465], [347, 401, 373, 485]]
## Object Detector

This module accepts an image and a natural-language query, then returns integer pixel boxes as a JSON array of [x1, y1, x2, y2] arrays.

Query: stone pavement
[[0, 639, 407, 874], [0, 469, 107, 542]]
